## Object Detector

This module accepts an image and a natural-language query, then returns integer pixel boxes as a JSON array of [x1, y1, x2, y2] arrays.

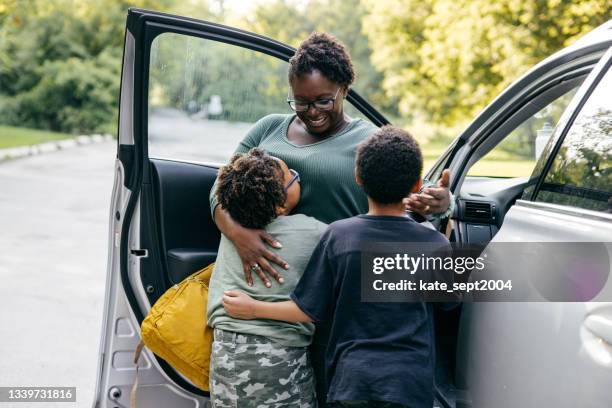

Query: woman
[[209, 32, 453, 405]]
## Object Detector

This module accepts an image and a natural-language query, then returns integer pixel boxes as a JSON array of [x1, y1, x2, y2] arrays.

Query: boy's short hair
[[356, 125, 423, 204], [216, 148, 286, 229]]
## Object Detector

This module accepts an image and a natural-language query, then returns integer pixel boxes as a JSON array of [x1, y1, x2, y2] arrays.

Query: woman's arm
[[222, 290, 313, 323], [213, 206, 288, 287]]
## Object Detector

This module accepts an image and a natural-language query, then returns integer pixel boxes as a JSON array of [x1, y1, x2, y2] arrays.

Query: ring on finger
[[250, 263, 261, 273]]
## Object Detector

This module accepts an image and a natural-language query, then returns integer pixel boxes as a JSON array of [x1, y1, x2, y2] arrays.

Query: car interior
[[447, 77, 584, 244]]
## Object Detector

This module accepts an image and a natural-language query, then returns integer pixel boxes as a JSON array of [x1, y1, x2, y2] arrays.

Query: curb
[[0, 134, 115, 162]]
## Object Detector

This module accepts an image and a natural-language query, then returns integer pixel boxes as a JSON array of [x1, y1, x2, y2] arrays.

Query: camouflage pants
[[210, 328, 317, 408]]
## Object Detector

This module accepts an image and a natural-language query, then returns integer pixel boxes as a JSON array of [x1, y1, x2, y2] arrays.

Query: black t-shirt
[[291, 215, 450, 407]]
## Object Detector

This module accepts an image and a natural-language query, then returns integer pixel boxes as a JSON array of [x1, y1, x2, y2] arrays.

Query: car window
[[535, 65, 612, 213], [148, 32, 367, 165], [148, 33, 289, 164], [467, 87, 579, 177]]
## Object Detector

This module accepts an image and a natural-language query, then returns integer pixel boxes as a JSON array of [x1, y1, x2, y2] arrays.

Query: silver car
[[93, 9, 611, 408]]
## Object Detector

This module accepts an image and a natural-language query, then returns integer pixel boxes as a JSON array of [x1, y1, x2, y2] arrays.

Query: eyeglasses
[[287, 88, 341, 112], [284, 169, 300, 192]]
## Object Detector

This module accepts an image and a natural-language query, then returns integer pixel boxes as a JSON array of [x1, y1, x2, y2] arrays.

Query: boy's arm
[[223, 228, 336, 324], [223, 290, 313, 323]]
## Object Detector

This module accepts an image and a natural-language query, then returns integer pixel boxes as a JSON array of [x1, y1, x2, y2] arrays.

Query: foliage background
[[0, 0, 610, 139]]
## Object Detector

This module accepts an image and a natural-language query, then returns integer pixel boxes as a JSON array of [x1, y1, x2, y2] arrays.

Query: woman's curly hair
[[289, 32, 355, 88], [215, 148, 286, 229]]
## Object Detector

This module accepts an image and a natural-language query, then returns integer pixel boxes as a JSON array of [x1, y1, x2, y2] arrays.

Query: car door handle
[[584, 314, 612, 345]]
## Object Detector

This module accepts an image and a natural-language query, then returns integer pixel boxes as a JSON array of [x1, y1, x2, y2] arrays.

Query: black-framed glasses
[[287, 88, 341, 112], [284, 169, 300, 192]]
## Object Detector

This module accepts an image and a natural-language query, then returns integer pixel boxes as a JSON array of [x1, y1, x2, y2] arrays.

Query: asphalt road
[[149, 110, 254, 164], [0, 141, 116, 408]]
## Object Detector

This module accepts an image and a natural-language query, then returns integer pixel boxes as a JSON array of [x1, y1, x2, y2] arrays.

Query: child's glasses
[[284, 169, 300, 192]]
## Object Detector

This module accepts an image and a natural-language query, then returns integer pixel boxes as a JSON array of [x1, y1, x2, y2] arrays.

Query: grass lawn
[[467, 159, 536, 177], [421, 143, 536, 178], [0, 125, 73, 149]]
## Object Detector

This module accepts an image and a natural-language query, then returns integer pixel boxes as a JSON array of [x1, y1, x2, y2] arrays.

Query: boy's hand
[[223, 290, 258, 319]]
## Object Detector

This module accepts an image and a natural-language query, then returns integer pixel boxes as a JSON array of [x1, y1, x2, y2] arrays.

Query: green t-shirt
[[207, 214, 327, 347], [210, 114, 378, 224]]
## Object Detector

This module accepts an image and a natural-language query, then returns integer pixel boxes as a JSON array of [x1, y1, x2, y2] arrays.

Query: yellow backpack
[[131, 263, 215, 405]]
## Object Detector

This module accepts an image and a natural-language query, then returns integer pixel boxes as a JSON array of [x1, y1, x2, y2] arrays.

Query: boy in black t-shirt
[[223, 126, 451, 408]]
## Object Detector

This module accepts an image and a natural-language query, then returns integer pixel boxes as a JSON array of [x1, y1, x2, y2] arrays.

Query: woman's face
[[289, 70, 346, 136]]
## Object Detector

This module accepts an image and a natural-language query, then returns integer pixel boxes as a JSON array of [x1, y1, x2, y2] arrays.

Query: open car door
[[453, 47, 612, 408], [93, 8, 388, 408]]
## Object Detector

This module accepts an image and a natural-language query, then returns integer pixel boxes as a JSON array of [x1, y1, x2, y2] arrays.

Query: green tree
[[149, 32, 289, 122], [362, 0, 611, 130], [0, 0, 176, 134]]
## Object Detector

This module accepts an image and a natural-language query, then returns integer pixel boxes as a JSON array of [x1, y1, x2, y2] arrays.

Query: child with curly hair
[[207, 147, 326, 407]]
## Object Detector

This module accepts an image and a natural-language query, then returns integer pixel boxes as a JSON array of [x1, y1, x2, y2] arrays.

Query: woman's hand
[[214, 206, 289, 288], [223, 290, 258, 319], [229, 223, 289, 288], [404, 169, 451, 216]]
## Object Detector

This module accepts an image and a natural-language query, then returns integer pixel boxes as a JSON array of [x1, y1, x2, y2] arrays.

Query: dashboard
[[453, 176, 530, 243]]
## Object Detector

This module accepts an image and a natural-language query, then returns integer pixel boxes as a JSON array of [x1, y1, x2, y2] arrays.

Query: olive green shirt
[[210, 114, 378, 224], [207, 214, 327, 347]]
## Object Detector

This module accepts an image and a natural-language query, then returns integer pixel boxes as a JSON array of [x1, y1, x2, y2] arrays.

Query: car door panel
[[462, 202, 612, 407], [149, 159, 220, 286]]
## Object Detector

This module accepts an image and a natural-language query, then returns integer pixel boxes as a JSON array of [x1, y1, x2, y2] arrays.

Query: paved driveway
[[0, 141, 115, 408]]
